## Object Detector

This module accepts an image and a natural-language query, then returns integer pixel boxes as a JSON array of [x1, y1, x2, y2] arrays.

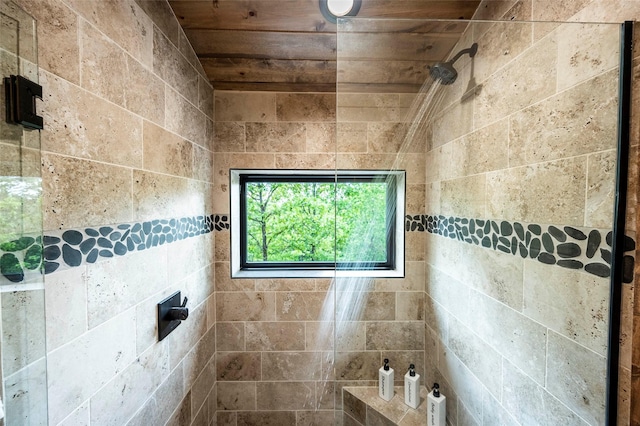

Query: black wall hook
[[158, 291, 189, 341]]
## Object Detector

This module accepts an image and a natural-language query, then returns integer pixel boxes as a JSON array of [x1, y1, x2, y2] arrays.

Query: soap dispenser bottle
[[404, 363, 420, 409], [427, 383, 446, 426], [379, 358, 394, 401]]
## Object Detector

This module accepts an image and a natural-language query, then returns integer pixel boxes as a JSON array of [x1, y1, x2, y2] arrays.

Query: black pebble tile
[[564, 226, 586, 240], [97, 238, 113, 249], [126, 237, 135, 251], [527, 224, 541, 235], [44, 261, 60, 274], [585, 263, 610, 278], [500, 221, 513, 236], [43, 236, 61, 245], [99, 250, 113, 258], [497, 245, 510, 254], [79, 238, 96, 255], [514, 222, 524, 240], [469, 220, 475, 234], [542, 233, 554, 253], [118, 224, 130, 230], [538, 253, 556, 264], [548, 226, 566, 242], [44, 245, 62, 261], [114, 242, 127, 256], [491, 221, 499, 234], [109, 232, 121, 241], [86, 249, 99, 263], [491, 234, 499, 249], [121, 229, 130, 241], [99, 226, 113, 237], [557, 260, 583, 269], [143, 222, 152, 235], [586, 230, 600, 259], [132, 223, 141, 233], [529, 238, 541, 259], [557, 243, 581, 259], [131, 234, 142, 244], [600, 249, 612, 265], [518, 243, 527, 258], [606, 231, 613, 246], [498, 236, 510, 247], [624, 235, 636, 251], [62, 244, 82, 267], [85, 228, 99, 237], [62, 230, 83, 245]]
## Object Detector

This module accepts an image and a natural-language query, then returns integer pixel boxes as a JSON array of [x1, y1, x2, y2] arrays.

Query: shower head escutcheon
[[429, 42, 478, 85]]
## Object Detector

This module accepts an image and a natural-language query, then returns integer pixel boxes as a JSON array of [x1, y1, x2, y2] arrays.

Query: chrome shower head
[[430, 43, 478, 85]]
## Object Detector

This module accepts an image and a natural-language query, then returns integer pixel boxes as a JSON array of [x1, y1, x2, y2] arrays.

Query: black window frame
[[230, 169, 405, 278]]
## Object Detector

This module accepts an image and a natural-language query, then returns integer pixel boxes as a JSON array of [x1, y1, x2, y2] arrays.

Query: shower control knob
[[168, 297, 189, 320]]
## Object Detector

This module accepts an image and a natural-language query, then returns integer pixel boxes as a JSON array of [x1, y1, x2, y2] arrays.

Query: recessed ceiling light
[[319, 0, 361, 24]]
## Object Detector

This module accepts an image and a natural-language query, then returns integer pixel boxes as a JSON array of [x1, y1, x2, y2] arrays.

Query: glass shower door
[[0, 0, 47, 424]]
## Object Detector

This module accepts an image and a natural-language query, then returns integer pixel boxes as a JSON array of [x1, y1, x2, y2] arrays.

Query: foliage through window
[[230, 170, 405, 278]]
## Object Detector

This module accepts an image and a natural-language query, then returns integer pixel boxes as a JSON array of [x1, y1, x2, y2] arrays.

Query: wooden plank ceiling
[[168, 0, 482, 92]]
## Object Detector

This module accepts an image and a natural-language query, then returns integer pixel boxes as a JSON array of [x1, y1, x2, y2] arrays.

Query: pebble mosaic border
[[0, 214, 229, 283], [1, 213, 635, 284], [406, 214, 636, 283]]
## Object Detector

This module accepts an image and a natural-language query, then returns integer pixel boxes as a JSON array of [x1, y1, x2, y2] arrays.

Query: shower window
[[229, 169, 405, 278]]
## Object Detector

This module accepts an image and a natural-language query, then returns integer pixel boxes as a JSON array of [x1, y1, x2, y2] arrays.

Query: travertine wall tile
[[215, 91, 276, 122], [217, 292, 276, 322], [44, 267, 87, 351], [276, 93, 335, 122], [216, 352, 261, 381], [245, 322, 304, 351], [261, 352, 322, 381], [217, 382, 256, 411], [153, 26, 199, 106]]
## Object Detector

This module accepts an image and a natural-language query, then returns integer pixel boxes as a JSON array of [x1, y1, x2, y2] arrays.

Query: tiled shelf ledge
[[343, 386, 430, 426]]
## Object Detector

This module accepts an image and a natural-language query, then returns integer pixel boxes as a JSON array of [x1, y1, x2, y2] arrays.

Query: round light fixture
[[319, 0, 361, 24]]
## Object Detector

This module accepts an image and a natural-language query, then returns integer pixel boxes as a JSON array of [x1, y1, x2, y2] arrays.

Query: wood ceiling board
[[201, 57, 336, 84], [337, 32, 458, 61], [337, 60, 434, 86], [211, 81, 338, 92], [185, 30, 337, 60], [337, 19, 469, 35]]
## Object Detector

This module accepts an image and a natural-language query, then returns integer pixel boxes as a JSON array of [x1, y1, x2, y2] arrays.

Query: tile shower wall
[[423, 1, 640, 425], [213, 91, 427, 425], [7, 0, 215, 424]]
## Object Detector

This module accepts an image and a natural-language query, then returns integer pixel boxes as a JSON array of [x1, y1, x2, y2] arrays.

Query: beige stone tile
[[337, 93, 402, 122], [256, 278, 316, 291], [86, 246, 167, 329], [337, 122, 368, 153], [40, 71, 144, 168], [334, 351, 380, 381], [1, 289, 46, 377], [45, 268, 87, 351], [425, 143, 452, 184], [167, 301, 208, 368], [216, 351, 261, 381], [257, 381, 316, 410], [143, 121, 193, 178], [215, 232, 230, 262], [47, 312, 136, 425], [217, 411, 236, 426], [245, 321, 305, 351], [546, 331, 607, 425], [237, 410, 297, 425], [215, 262, 254, 292], [468, 289, 546, 384], [277, 291, 330, 321], [262, 352, 322, 381], [304, 322, 335, 351], [215, 91, 276, 122], [66, 0, 153, 67], [275, 153, 336, 169], [182, 325, 216, 389], [216, 381, 256, 410], [474, 32, 557, 129], [134, 0, 180, 47], [216, 322, 244, 352], [198, 76, 214, 118], [620, 284, 635, 369], [3, 357, 48, 425], [18, 0, 80, 84], [404, 234, 425, 262], [296, 410, 336, 426], [524, 260, 609, 355], [307, 122, 336, 153], [336, 291, 395, 321], [153, 27, 199, 106], [437, 341, 484, 421], [481, 391, 520, 426], [586, 149, 616, 228], [214, 122, 245, 152], [396, 291, 424, 321], [509, 71, 618, 167], [440, 175, 486, 218], [486, 157, 587, 226], [42, 153, 133, 230], [374, 261, 425, 292], [124, 55, 166, 125], [472, 20, 533, 84], [556, 23, 619, 91], [166, 233, 214, 287], [619, 365, 632, 426], [165, 87, 208, 147], [246, 122, 306, 152], [277, 93, 335, 122], [368, 122, 410, 154], [450, 119, 508, 178], [425, 265, 471, 327], [133, 170, 206, 221], [216, 292, 275, 322], [430, 97, 474, 148], [366, 321, 424, 351], [193, 145, 213, 183], [90, 343, 170, 425]]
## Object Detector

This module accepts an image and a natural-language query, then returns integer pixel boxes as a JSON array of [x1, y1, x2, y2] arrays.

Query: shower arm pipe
[[446, 42, 478, 64], [605, 20, 633, 426]]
